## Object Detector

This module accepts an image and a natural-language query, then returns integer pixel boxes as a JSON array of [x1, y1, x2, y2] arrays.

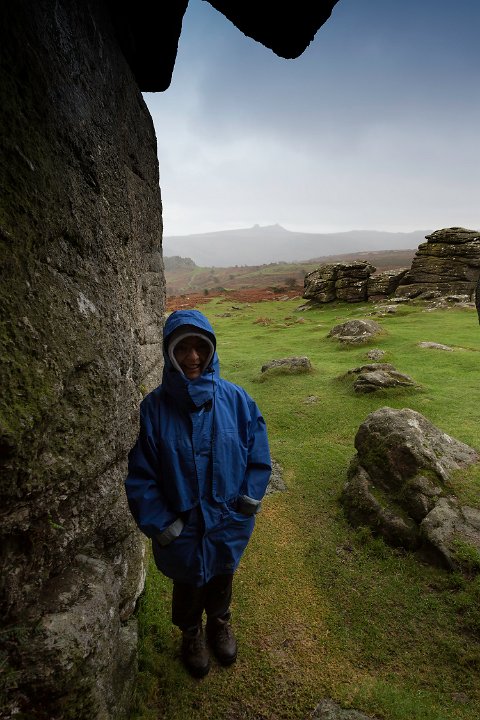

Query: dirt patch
[[166, 288, 303, 311]]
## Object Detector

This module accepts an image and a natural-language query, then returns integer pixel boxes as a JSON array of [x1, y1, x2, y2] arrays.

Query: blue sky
[[143, 0, 480, 240]]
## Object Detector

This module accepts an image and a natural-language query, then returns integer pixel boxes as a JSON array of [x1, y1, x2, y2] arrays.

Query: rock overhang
[[106, 0, 340, 91]]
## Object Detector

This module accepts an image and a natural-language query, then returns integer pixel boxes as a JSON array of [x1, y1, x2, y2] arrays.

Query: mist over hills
[[162, 224, 431, 267]]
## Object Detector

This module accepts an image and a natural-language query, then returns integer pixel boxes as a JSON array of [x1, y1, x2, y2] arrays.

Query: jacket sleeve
[[239, 398, 272, 513], [124, 400, 181, 541]]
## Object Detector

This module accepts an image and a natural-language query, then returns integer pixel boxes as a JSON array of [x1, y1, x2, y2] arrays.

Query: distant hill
[[163, 224, 431, 267]]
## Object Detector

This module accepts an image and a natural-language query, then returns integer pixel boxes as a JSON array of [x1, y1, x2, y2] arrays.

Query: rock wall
[[0, 1, 164, 717]]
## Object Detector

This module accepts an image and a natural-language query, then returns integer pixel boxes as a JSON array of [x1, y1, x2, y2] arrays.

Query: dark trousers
[[172, 574, 233, 632]]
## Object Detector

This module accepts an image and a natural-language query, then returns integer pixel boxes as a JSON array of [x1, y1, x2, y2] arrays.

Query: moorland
[[130, 295, 480, 720], [164, 249, 416, 298]]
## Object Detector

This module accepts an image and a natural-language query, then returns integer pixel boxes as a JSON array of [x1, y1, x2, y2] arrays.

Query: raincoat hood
[[162, 310, 219, 408]]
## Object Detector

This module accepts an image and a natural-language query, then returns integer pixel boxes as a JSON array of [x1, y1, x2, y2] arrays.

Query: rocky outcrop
[[341, 408, 480, 570], [1, 2, 163, 717], [302, 228, 480, 305], [304, 261, 375, 303], [395, 227, 480, 300]]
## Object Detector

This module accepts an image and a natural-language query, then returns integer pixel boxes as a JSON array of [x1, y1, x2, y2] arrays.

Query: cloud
[[144, 0, 480, 238]]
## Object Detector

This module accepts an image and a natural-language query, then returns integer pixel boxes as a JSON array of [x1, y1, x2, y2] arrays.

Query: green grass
[[129, 298, 480, 720]]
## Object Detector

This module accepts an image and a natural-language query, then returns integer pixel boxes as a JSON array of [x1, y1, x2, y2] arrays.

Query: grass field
[[129, 297, 480, 720]]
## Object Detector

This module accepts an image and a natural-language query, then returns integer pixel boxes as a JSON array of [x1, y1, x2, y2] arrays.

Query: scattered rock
[[369, 304, 398, 316], [347, 363, 418, 394], [418, 341, 454, 351], [366, 349, 386, 361], [327, 319, 385, 345], [304, 395, 319, 404], [266, 459, 287, 494], [261, 356, 312, 373]]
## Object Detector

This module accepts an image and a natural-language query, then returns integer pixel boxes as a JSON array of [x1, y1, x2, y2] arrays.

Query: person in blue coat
[[125, 309, 272, 677]]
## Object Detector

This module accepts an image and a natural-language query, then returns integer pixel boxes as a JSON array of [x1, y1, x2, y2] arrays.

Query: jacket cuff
[[156, 517, 185, 547], [237, 494, 262, 516]]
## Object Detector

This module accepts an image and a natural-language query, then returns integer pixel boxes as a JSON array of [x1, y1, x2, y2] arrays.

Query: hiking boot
[[206, 616, 237, 665], [181, 626, 210, 678]]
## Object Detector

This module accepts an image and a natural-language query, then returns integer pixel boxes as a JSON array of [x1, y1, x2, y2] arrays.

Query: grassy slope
[[130, 298, 480, 720]]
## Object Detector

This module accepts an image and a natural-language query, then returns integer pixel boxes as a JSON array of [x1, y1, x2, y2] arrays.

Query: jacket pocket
[[236, 494, 262, 516], [156, 517, 185, 547]]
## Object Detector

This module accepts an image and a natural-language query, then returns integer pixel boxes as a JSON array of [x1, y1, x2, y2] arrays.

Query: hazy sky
[[143, 0, 480, 238]]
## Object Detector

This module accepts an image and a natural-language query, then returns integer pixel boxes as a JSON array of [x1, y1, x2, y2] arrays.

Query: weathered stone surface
[[304, 264, 339, 302], [335, 277, 368, 302], [341, 407, 480, 570], [354, 407, 477, 488], [396, 227, 480, 300], [421, 498, 480, 571], [342, 465, 420, 549], [368, 268, 408, 298], [261, 356, 312, 373], [327, 319, 384, 344], [1, 1, 163, 716]]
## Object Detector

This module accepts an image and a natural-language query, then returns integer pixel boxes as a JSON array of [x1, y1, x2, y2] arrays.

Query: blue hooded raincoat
[[125, 309, 272, 586]]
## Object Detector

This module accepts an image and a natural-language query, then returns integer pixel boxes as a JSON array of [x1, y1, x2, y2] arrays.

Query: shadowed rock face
[[1, 1, 163, 716]]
